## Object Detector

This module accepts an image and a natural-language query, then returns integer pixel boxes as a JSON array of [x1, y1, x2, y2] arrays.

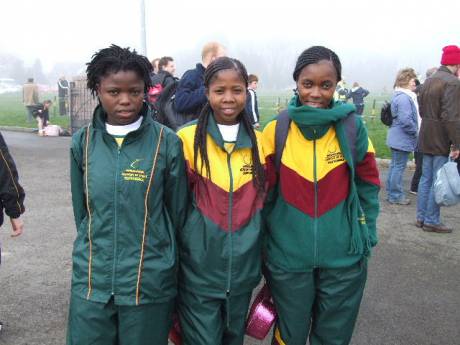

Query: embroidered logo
[[130, 158, 144, 169], [122, 159, 147, 182], [240, 154, 253, 175], [122, 169, 147, 182], [325, 144, 345, 164]]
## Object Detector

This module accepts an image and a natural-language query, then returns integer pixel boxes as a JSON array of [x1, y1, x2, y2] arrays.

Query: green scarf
[[288, 96, 371, 256]]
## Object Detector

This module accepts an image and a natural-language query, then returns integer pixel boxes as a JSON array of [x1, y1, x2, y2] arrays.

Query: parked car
[[0, 78, 21, 94]]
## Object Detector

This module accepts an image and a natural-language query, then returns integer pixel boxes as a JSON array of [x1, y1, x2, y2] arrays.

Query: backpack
[[380, 101, 394, 126], [147, 84, 163, 103], [274, 110, 358, 172], [147, 73, 167, 104], [152, 81, 197, 131]]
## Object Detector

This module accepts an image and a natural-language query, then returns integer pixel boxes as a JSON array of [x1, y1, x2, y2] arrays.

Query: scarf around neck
[[288, 96, 355, 126], [287, 95, 371, 256]]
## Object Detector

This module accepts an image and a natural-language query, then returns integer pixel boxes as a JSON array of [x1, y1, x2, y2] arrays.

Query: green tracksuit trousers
[[178, 289, 252, 345], [66, 294, 174, 345], [266, 260, 367, 345]]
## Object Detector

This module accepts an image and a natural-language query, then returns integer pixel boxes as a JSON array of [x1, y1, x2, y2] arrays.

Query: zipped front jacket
[[262, 115, 380, 271], [176, 115, 266, 298], [418, 66, 460, 155], [70, 104, 188, 306]]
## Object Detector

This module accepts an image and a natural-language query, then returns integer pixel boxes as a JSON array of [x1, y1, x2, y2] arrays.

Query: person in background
[[386, 68, 419, 205], [58, 76, 69, 116], [0, 132, 25, 237], [31, 100, 52, 136], [176, 57, 267, 345], [147, 56, 178, 104], [416, 45, 460, 233], [0, 131, 26, 332], [347, 82, 370, 115], [409, 67, 437, 195], [245, 74, 260, 128], [151, 58, 160, 75], [175, 42, 226, 117], [22, 78, 39, 123], [66, 45, 188, 345], [151, 57, 177, 89], [334, 79, 349, 103], [262, 46, 380, 345]]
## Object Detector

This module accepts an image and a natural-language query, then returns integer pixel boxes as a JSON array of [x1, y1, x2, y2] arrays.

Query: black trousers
[[410, 151, 423, 192]]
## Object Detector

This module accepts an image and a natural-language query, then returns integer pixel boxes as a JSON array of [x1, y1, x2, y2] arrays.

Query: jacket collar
[[438, 65, 454, 75], [206, 113, 252, 150], [92, 102, 154, 140], [196, 63, 206, 73]]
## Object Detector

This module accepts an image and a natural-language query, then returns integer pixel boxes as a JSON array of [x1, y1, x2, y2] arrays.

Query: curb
[[0, 126, 36, 133], [0, 126, 416, 171], [376, 158, 415, 170]]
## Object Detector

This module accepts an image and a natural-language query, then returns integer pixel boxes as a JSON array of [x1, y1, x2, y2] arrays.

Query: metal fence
[[70, 77, 97, 133]]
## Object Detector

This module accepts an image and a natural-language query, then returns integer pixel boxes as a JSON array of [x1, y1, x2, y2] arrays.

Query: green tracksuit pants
[[178, 289, 252, 345], [266, 260, 367, 345], [66, 294, 174, 345]]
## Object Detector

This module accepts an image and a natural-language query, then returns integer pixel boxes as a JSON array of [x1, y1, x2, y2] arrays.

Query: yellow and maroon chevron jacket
[[177, 115, 267, 297], [262, 115, 380, 271]]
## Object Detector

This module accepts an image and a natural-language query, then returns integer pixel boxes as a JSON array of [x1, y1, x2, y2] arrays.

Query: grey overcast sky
[[1, 0, 459, 86]]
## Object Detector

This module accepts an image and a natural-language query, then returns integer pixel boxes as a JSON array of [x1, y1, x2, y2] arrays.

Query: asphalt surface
[[0, 131, 459, 345]]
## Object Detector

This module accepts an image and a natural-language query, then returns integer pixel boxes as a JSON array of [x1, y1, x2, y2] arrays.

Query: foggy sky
[[1, 0, 459, 90]]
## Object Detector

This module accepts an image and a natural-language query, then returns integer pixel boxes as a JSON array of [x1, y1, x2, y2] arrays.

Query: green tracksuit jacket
[[176, 116, 267, 298], [70, 104, 188, 306]]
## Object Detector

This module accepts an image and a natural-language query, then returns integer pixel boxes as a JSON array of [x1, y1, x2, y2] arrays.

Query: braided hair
[[293, 46, 342, 82], [86, 44, 153, 96], [193, 57, 266, 195]]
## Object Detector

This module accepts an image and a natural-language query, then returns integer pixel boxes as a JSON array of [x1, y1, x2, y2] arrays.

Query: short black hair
[[86, 44, 152, 96], [293, 46, 342, 82]]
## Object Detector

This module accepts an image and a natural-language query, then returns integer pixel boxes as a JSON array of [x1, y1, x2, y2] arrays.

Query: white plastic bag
[[43, 125, 61, 136], [434, 160, 460, 206]]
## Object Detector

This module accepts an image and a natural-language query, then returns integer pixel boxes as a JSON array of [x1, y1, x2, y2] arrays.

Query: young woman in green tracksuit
[[262, 46, 380, 345], [176, 57, 267, 345], [66, 45, 188, 345]]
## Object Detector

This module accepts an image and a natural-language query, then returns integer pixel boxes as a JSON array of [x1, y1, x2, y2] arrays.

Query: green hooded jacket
[[70, 104, 188, 306]]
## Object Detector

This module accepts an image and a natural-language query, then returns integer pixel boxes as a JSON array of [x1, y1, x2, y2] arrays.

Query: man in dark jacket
[[150, 56, 177, 89], [148, 56, 178, 104], [57, 76, 69, 116], [347, 82, 369, 115], [0, 131, 25, 332], [174, 42, 226, 117], [416, 45, 460, 233]]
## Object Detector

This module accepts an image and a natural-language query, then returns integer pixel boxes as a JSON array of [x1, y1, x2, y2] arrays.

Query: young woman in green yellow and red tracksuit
[[262, 46, 380, 345], [67, 45, 188, 345], [176, 57, 267, 345]]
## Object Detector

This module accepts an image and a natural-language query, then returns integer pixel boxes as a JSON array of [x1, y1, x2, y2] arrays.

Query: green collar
[[207, 113, 252, 150]]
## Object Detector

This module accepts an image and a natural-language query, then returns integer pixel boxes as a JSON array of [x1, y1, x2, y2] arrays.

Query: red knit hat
[[441, 45, 460, 65]]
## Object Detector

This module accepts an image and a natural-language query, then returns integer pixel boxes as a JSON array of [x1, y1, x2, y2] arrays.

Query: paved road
[[0, 131, 459, 345]]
